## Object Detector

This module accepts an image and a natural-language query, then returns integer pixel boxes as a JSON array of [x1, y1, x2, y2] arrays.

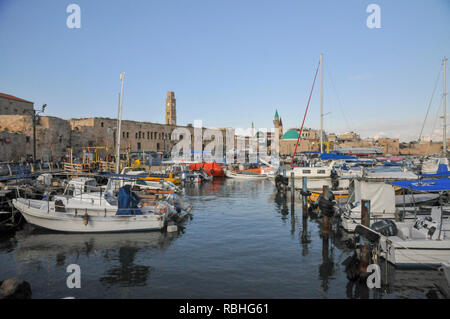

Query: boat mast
[[444, 57, 448, 156], [320, 53, 324, 154], [116, 72, 125, 174]]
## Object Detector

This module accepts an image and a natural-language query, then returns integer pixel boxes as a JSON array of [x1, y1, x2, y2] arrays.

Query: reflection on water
[[99, 247, 151, 287], [0, 179, 448, 298]]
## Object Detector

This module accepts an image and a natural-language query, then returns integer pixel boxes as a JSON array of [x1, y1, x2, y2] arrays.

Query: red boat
[[189, 162, 224, 177]]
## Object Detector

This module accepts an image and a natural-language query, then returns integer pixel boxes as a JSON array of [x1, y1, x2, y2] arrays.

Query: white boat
[[269, 164, 334, 190], [225, 170, 268, 180], [12, 197, 168, 233], [12, 181, 174, 233], [421, 157, 449, 175], [374, 216, 450, 268]]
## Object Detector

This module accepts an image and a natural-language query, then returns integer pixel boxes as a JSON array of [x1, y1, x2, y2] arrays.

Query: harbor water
[[0, 179, 446, 298]]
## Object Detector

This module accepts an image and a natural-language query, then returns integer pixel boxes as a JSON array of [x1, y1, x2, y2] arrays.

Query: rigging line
[[290, 61, 320, 167], [426, 95, 443, 153], [325, 62, 353, 132], [429, 95, 444, 140], [418, 63, 443, 142]]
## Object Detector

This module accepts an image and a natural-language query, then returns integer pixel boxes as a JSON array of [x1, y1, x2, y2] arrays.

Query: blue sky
[[1, 0, 449, 141]]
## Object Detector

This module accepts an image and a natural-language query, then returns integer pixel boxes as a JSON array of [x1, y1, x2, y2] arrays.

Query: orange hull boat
[[189, 162, 224, 177]]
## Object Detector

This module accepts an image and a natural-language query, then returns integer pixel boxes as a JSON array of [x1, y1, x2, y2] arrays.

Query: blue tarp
[[390, 177, 450, 192], [320, 153, 357, 160], [116, 185, 142, 215]]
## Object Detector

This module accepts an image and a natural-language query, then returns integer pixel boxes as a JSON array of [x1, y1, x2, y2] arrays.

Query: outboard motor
[[371, 219, 397, 236], [317, 189, 336, 217], [275, 174, 289, 192]]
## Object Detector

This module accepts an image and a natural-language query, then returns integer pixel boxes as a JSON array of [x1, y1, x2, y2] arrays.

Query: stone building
[[0, 93, 34, 116], [338, 132, 360, 143], [0, 114, 71, 162], [376, 138, 399, 155]]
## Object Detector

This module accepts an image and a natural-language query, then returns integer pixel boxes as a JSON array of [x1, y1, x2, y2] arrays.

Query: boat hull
[[13, 199, 165, 233]]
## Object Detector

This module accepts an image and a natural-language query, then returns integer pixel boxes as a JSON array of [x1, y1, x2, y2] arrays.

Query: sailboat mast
[[320, 53, 324, 154], [444, 56, 448, 156], [116, 72, 125, 174]]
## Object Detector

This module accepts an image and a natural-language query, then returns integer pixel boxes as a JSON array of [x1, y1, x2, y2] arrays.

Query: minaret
[[165, 91, 176, 125], [273, 110, 279, 131]]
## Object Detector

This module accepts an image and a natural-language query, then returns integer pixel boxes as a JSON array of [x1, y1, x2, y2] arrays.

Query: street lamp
[[33, 104, 46, 163]]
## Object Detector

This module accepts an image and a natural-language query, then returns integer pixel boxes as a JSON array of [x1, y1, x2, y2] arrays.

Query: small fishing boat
[[189, 162, 224, 177], [357, 213, 450, 268], [12, 185, 173, 233], [225, 170, 268, 180]]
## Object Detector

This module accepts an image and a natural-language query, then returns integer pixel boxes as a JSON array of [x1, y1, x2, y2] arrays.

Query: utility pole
[[444, 57, 448, 156], [320, 53, 324, 154], [32, 104, 47, 163], [116, 72, 125, 174]]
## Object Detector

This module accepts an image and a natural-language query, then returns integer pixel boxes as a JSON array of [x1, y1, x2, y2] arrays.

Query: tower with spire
[[273, 110, 283, 137]]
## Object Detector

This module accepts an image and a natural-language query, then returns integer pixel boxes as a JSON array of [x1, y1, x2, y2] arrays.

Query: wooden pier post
[[322, 185, 330, 235], [290, 172, 295, 204], [359, 199, 371, 273], [302, 177, 308, 217]]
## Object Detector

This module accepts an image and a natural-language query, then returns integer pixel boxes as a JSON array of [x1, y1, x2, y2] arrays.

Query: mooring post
[[302, 177, 308, 217], [322, 185, 330, 235], [290, 172, 295, 204], [402, 188, 406, 222], [283, 169, 287, 195], [360, 199, 371, 274]]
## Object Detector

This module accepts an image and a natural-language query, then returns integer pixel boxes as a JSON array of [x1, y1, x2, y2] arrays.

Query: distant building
[[338, 131, 360, 143]]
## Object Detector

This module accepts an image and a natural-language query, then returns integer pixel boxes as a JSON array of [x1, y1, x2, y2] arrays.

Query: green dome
[[282, 130, 299, 140]]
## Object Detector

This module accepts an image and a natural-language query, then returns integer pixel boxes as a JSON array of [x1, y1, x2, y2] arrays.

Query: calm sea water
[[0, 179, 446, 298]]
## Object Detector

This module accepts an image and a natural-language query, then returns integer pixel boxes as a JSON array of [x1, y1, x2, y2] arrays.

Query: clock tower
[[165, 91, 176, 125]]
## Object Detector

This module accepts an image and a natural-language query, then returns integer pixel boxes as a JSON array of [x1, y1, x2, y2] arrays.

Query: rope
[[419, 63, 443, 142], [290, 61, 320, 167], [325, 63, 353, 132]]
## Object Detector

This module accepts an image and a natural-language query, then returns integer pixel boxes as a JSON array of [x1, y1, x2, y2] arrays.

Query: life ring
[[189, 176, 195, 182]]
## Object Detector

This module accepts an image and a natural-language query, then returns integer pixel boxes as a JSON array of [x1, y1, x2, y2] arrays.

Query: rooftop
[[0, 92, 33, 104]]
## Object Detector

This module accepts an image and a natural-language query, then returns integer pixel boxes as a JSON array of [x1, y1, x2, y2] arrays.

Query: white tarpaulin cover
[[353, 180, 396, 214]]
